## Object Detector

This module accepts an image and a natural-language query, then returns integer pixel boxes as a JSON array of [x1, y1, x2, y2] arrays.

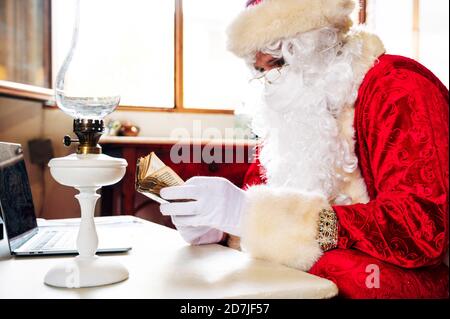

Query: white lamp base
[[44, 256, 129, 288], [47, 153, 128, 288]]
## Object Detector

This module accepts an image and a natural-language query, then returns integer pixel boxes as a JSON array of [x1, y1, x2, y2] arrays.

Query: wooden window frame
[[118, 0, 234, 115], [359, 0, 367, 24], [119, 0, 369, 115], [1, 0, 368, 113]]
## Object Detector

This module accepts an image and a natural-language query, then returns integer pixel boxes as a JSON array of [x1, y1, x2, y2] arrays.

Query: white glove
[[160, 176, 246, 237], [171, 223, 225, 245]]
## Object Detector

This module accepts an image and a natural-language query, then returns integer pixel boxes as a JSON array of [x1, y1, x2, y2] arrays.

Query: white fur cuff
[[240, 186, 331, 271]]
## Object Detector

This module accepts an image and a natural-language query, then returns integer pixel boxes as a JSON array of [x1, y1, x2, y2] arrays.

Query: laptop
[[0, 142, 132, 256]]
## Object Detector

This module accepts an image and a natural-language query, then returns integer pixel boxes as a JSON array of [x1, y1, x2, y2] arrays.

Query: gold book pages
[[136, 152, 184, 204]]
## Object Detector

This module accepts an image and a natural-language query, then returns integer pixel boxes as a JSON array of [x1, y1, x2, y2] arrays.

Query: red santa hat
[[228, 0, 356, 58]]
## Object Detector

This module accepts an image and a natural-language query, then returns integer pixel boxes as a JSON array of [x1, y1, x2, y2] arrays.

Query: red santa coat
[[241, 54, 449, 298]]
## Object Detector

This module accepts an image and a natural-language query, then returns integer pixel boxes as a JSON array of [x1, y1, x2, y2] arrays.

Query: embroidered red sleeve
[[333, 56, 449, 268]]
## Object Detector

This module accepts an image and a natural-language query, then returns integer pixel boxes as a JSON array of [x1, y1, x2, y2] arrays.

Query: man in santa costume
[[160, 0, 449, 298]]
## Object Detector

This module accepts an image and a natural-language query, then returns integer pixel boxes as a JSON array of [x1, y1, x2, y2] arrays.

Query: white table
[[0, 216, 338, 299]]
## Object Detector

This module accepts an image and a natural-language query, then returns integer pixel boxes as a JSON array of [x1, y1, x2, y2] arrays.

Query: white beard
[[249, 29, 363, 201]]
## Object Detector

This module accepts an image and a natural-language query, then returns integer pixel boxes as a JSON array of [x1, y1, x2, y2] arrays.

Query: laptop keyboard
[[29, 230, 76, 251]]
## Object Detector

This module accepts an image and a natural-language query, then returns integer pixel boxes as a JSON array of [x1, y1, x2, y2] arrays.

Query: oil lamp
[[44, 0, 129, 288]]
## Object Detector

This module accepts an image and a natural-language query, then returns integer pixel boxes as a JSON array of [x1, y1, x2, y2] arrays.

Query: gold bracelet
[[317, 208, 338, 252]]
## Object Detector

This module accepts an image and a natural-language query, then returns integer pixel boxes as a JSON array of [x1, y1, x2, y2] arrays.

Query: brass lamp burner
[[64, 119, 104, 154]]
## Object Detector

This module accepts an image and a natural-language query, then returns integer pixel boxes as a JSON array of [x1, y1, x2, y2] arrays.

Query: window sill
[[117, 105, 235, 115], [0, 82, 235, 115], [0, 80, 54, 103], [45, 103, 235, 115]]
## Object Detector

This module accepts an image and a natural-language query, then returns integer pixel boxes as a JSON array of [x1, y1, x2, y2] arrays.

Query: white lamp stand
[[44, 153, 128, 288]]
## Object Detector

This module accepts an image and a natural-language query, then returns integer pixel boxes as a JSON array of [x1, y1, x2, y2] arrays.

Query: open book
[[135, 152, 184, 204]]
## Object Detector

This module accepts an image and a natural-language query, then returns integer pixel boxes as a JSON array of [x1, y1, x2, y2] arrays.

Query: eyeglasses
[[249, 64, 289, 85]]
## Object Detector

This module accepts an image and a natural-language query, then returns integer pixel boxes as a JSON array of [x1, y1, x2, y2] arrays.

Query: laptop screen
[[0, 143, 37, 240]]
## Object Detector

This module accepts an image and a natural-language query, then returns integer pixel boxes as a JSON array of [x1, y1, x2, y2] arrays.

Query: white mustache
[[263, 67, 306, 113]]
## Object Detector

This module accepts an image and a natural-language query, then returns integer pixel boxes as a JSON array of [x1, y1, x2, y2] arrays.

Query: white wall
[[103, 110, 236, 138]]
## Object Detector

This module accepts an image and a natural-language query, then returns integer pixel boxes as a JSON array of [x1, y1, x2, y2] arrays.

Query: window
[[0, 0, 366, 111], [2, 0, 447, 109], [53, 0, 364, 112], [183, 0, 249, 110], [52, 0, 175, 109], [419, 0, 449, 87], [52, 0, 245, 112], [365, 0, 449, 87]]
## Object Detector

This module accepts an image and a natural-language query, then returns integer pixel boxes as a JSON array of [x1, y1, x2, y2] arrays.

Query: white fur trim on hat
[[240, 185, 331, 271], [227, 0, 356, 58]]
